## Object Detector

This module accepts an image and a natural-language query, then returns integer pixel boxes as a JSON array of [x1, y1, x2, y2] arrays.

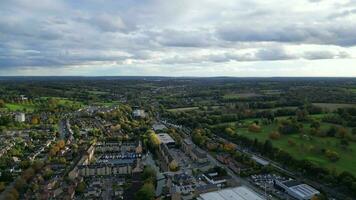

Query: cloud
[[0, 0, 355, 76], [303, 50, 350, 60]]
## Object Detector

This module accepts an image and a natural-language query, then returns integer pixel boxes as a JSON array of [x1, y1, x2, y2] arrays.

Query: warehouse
[[274, 180, 320, 200], [157, 133, 175, 146], [198, 186, 264, 200]]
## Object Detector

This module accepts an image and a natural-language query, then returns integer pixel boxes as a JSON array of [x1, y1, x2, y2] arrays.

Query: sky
[[0, 0, 356, 77]]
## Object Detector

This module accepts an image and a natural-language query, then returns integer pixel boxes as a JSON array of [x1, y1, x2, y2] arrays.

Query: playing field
[[235, 121, 356, 176]]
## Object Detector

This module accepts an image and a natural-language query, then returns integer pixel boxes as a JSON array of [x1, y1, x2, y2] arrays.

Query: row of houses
[[78, 163, 134, 177], [182, 138, 208, 164]]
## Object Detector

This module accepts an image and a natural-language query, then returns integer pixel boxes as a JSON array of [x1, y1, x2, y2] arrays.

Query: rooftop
[[198, 186, 264, 200], [289, 184, 320, 199], [157, 133, 175, 144], [251, 155, 270, 166]]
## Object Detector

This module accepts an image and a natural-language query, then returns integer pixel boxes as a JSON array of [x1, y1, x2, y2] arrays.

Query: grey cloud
[[303, 51, 351, 60], [328, 8, 356, 19], [155, 29, 215, 48], [217, 23, 356, 47], [0, 0, 355, 74]]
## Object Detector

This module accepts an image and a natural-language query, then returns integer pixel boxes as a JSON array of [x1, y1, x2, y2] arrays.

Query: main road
[[159, 119, 272, 200]]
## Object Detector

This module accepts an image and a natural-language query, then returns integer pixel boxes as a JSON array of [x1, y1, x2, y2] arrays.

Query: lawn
[[236, 121, 356, 176], [40, 97, 85, 106], [4, 103, 37, 112]]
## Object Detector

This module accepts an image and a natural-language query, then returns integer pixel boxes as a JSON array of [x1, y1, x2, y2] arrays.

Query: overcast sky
[[0, 0, 356, 76]]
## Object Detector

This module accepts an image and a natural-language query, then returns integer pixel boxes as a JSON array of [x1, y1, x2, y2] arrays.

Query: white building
[[15, 113, 25, 122], [275, 180, 320, 200], [198, 186, 265, 200], [132, 109, 146, 118]]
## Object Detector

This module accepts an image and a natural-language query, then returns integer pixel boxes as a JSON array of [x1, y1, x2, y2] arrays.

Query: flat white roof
[[199, 186, 265, 200], [251, 155, 270, 166], [157, 133, 175, 144], [289, 184, 319, 199]]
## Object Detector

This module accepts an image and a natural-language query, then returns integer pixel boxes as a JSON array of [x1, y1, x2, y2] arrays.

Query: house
[[15, 113, 25, 122]]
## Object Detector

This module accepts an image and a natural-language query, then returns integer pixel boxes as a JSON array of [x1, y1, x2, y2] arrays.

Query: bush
[[269, 131, 281, 140], [248, 123, 261, 133], [278, 120, 301, 135], [325, 150, 340, 162]]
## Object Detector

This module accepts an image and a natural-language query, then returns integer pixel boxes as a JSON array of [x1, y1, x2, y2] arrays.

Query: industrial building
[[274, 180, 320, 200], [157, 133, 175, 146], [198, 186, 265, 200]]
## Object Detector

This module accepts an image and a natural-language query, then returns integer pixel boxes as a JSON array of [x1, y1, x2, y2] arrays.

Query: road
[[159, 119, 272, 200]]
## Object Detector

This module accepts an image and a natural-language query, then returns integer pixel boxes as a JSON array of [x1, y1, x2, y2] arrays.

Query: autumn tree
[[248, 123, 261, 133], [269, 131, 281, 140]]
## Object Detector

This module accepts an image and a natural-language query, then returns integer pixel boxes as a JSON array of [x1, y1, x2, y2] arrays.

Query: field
[[3, 103, 37, 112], [40, 97, 85, 107], [313, 103, 356, 111], [168, 107, 199, 112], [168, 105, 222, 113], [223, 93, 260, 100], [235, 121, 356, 176]]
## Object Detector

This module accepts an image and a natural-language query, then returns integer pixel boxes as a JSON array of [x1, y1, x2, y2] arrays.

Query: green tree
[[135, 183, 155, 200], [142, 166, 156, 183], [0, 99, 5, 108], [76, 182, 86, 193]]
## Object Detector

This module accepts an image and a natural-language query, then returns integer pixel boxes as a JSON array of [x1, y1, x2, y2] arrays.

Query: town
[[0, 77, 355, 200]]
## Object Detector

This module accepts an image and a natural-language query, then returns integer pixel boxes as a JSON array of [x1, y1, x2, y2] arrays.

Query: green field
[[4, 103, 37, 112], [235, 121, 356, 176], [168, 107, 199, 112]]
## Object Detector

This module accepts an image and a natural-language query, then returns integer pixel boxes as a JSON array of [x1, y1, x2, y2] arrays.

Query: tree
[[269, 131, 280, 140], [336, 127, 348, 138], [76, 182, 86, 193], [296, 108, 309, 121], [278, 119, 301, 135], [222, 142, 236, 153], [0, 99, 5, 108], [135, 183, 155, 200], [192, 129, 207, 146], [147, 131, 160, 149], [14, 178, 27, 191], [169, 160, 179, 172], [142, 166, 156, 183], [0, 182, 5, 192], [263, 140, 273, 154], [57, 140, 65, 149], [310, 120, 321, 129], [224, 127, 235, 136], [325, 150, 340, 162], [31, 116, 40, 125], [327, 126, 337, 137], [248, 123, 261, 133]]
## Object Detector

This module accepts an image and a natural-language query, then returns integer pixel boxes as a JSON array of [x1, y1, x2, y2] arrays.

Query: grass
[[4, 103, 37, 112], [40, 97, 85, 106], [168, 107, 199, 112], [235, 121, 356, 176]]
